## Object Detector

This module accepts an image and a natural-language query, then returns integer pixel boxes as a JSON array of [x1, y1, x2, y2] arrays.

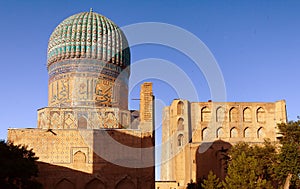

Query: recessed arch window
[[73, 151, 86, 164], [257, 107, 266, 123], [257, 127, 264, 138], [177, 101, 184, 115], [244, 127, 250, 138], [216, 107, 225, 122], [178, 134, 184, 146], [230, 127, 238, 138], [55, 179, 75, 189], [229, 107, 238, 122], [177, 118, 184, 131], [216, 127, 223, 138], [85, 179, 105, 189], [201, 107, 211, 122], [202, 127, 208, 141], [78, 116, 87, 129], [243, 107, 252, 122]]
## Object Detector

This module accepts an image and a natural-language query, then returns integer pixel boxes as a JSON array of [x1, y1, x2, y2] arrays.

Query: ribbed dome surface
[[47, 11, 130, 69]]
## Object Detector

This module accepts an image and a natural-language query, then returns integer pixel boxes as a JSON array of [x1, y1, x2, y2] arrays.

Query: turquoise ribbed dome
[[47, 11, 130, 69]]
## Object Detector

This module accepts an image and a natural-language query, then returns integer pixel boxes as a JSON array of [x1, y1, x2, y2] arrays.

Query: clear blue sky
[[0, 0, 300, 180]]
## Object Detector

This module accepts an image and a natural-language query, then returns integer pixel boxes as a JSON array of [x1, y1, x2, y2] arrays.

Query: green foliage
[[275, 120, 300, 188], [201, 171, 222, 189], [228, 140, 277, 184], [223, 152, 268, 189], [0, 140, 42, 189]]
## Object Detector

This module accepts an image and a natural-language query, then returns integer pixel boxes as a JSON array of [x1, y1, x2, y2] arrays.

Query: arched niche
[[177, 118, 184, 131], [244, 127, 250, 138], [230, 127, 238, 138], [177, 134, 184, 147], [257, 127, 264, 139], [202, 127, 209, 141], [55, 178, 75, 189], [85, 178, 106, 189], [216, 127, 223, 138], [201, 107, 211, 122], [229, 107, 238, 122], [115, 177, 135, 189], [78, 116, 88, 129], [73, 151, 86, 164], [216, 107, 225, 122], [257, 107, 266, 123], [177, 101, 184, 115], [243, 107, 252, 122]]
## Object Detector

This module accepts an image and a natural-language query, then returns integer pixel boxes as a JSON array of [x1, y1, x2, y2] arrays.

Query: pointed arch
[[51, 112, 60, 129], [229, 107, 238, 122], [177, 134, 184, 146], [257, 107, 266, 123], [85, 178, 106, 189], [73, 151, 86, 164], [230, 127, 238, 138], [202, 127, 209, 141], [177, 101, 184, 115], [55, 178, 75, 189], [243, 107, 252, 122], [244, 127, 250, 138], [257, 127, 264, 139], [115, 177, 135, 189], [201, 107, 211, 122], [177, 118, 184, 131], [216, 107, 225, 122], [216, 127, 223, 138], [78, 116, 87, 129]]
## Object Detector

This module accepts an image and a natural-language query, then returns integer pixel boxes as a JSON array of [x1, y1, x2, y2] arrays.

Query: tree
[[223, 152, 268, 189], [275, 120, 300, 188], [0, 140, 42, 189], [201, 171, 222, 189]]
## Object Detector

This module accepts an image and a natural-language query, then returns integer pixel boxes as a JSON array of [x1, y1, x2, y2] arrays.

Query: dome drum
[[47, 11, 130, 110]]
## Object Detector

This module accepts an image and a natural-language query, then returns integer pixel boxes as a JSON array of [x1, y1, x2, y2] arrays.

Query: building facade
[[159, 99, 287, 189], [8, 10, 155, 189]]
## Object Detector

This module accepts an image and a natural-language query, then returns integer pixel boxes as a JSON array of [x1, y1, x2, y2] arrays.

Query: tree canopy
[[0, 140, 42, 189], [189, 120, 300, 189]]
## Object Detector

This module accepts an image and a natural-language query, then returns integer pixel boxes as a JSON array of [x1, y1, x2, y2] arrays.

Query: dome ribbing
[[47, 11, 130, 69]]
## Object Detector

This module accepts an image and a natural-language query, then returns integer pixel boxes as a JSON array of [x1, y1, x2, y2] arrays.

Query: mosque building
[[8, 10, 155, 189], [7, 10, 287, 189]]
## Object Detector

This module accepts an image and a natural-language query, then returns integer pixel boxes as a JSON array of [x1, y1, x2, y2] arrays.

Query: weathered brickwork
[[159, 99, 287, 189]]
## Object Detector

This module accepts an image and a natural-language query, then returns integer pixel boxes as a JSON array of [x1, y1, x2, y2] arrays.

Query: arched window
[[244, 127, 250, 138], [230, 127, 238, 138], [243, 108, 252, 122], [201, 107, 211, 122], [55, 179, 75, 189], [116, 178, 135, 189], [257, 107, 265, 123], [78, 116, 87, 129], [216, 107, 225, 122], [177, 101, 184, 115], [257, 127, 264, 138], [178, 134, 184, 146], [177, 118, 184, 131], [85, 179, 105, 189], [73, 151, 86, 164], [202, 127, 208, 141], [229, 107, 238, 122], [216, 127, 223, 138], [51, 112, 60, 129]]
